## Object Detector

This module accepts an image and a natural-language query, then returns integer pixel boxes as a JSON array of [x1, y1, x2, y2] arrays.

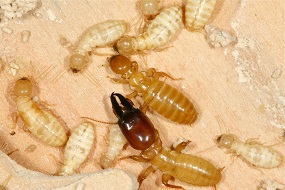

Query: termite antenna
[[130, 13, 144, 28], [50, 69, 66, 83], [81, 116, 117, 125], [59, 36, 75, 52], [195, 144, 217, 155], [84, 70, 100, 87], [215, 115, 227, 135], [138, 53, 148, 67], [35, 64, 54, 80]]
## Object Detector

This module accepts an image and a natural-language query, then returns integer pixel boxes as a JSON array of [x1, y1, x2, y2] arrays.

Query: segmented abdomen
[[142, 81, 197, 124], [151, 148, 221, 186], [76, 20, 128, 54], [59, 122, 95, 175], [185, 0, 217, 31], [16, 96, 67, 146], [100, 124, 127, 169], [234, 142, 283, 168], [133, 5, 182, 51]]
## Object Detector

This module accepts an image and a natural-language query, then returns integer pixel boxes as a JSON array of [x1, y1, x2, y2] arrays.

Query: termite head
[[114, 36, 133, 54], [216, 134, 236, 149], [111, 92, 157, 150], [69, 53, 87, 73], [100, 154, 113, 169], [109, 55, 132, 75], [140, 0, 159, 17], [14, 77, 32, 97]]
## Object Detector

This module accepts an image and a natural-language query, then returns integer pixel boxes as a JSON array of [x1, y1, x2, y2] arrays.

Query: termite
[[66, 20, 129, 73], [109, 93, 222, 188], [108, 55, 197, 125], [59, 122, 95, 176], [216, 133, 283, 168], [14, 77, 67, 146], [185, 0, 217, 31], [100, 124, 127, 169], [114, 5, 182, 54]]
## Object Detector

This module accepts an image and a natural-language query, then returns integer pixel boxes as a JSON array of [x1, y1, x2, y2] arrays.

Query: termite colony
[[0, 0, 283, 190]]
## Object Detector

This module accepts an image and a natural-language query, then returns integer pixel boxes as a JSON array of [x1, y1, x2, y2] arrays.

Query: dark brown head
[[111, 92, 156, 150]]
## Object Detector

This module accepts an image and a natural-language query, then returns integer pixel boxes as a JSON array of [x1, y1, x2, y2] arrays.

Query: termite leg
[[162, 174, 184, 189], [265, 141, 284, 147], [132, 13, 149, 34], [155, 71, 181, 81], [245, 137, 262, 145], [138, 165, 156, 186], [37, 100, 56, 110], [212, 167, 224, 190], [107, 76, 129, 84], [138, 18, 149, 34], [156, 45, 173, 52], [145, 68, 156, 77], [120, 155, 149, 162], [126, 91, 138, 99], [130, 60, 140, 73], [146, 68, 181, 81], [140, 102, 150, 113], [172, 141, 191, 153]]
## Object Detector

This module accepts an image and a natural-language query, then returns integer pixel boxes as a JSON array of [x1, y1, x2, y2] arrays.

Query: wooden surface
[[0, 0, 284, 189]]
